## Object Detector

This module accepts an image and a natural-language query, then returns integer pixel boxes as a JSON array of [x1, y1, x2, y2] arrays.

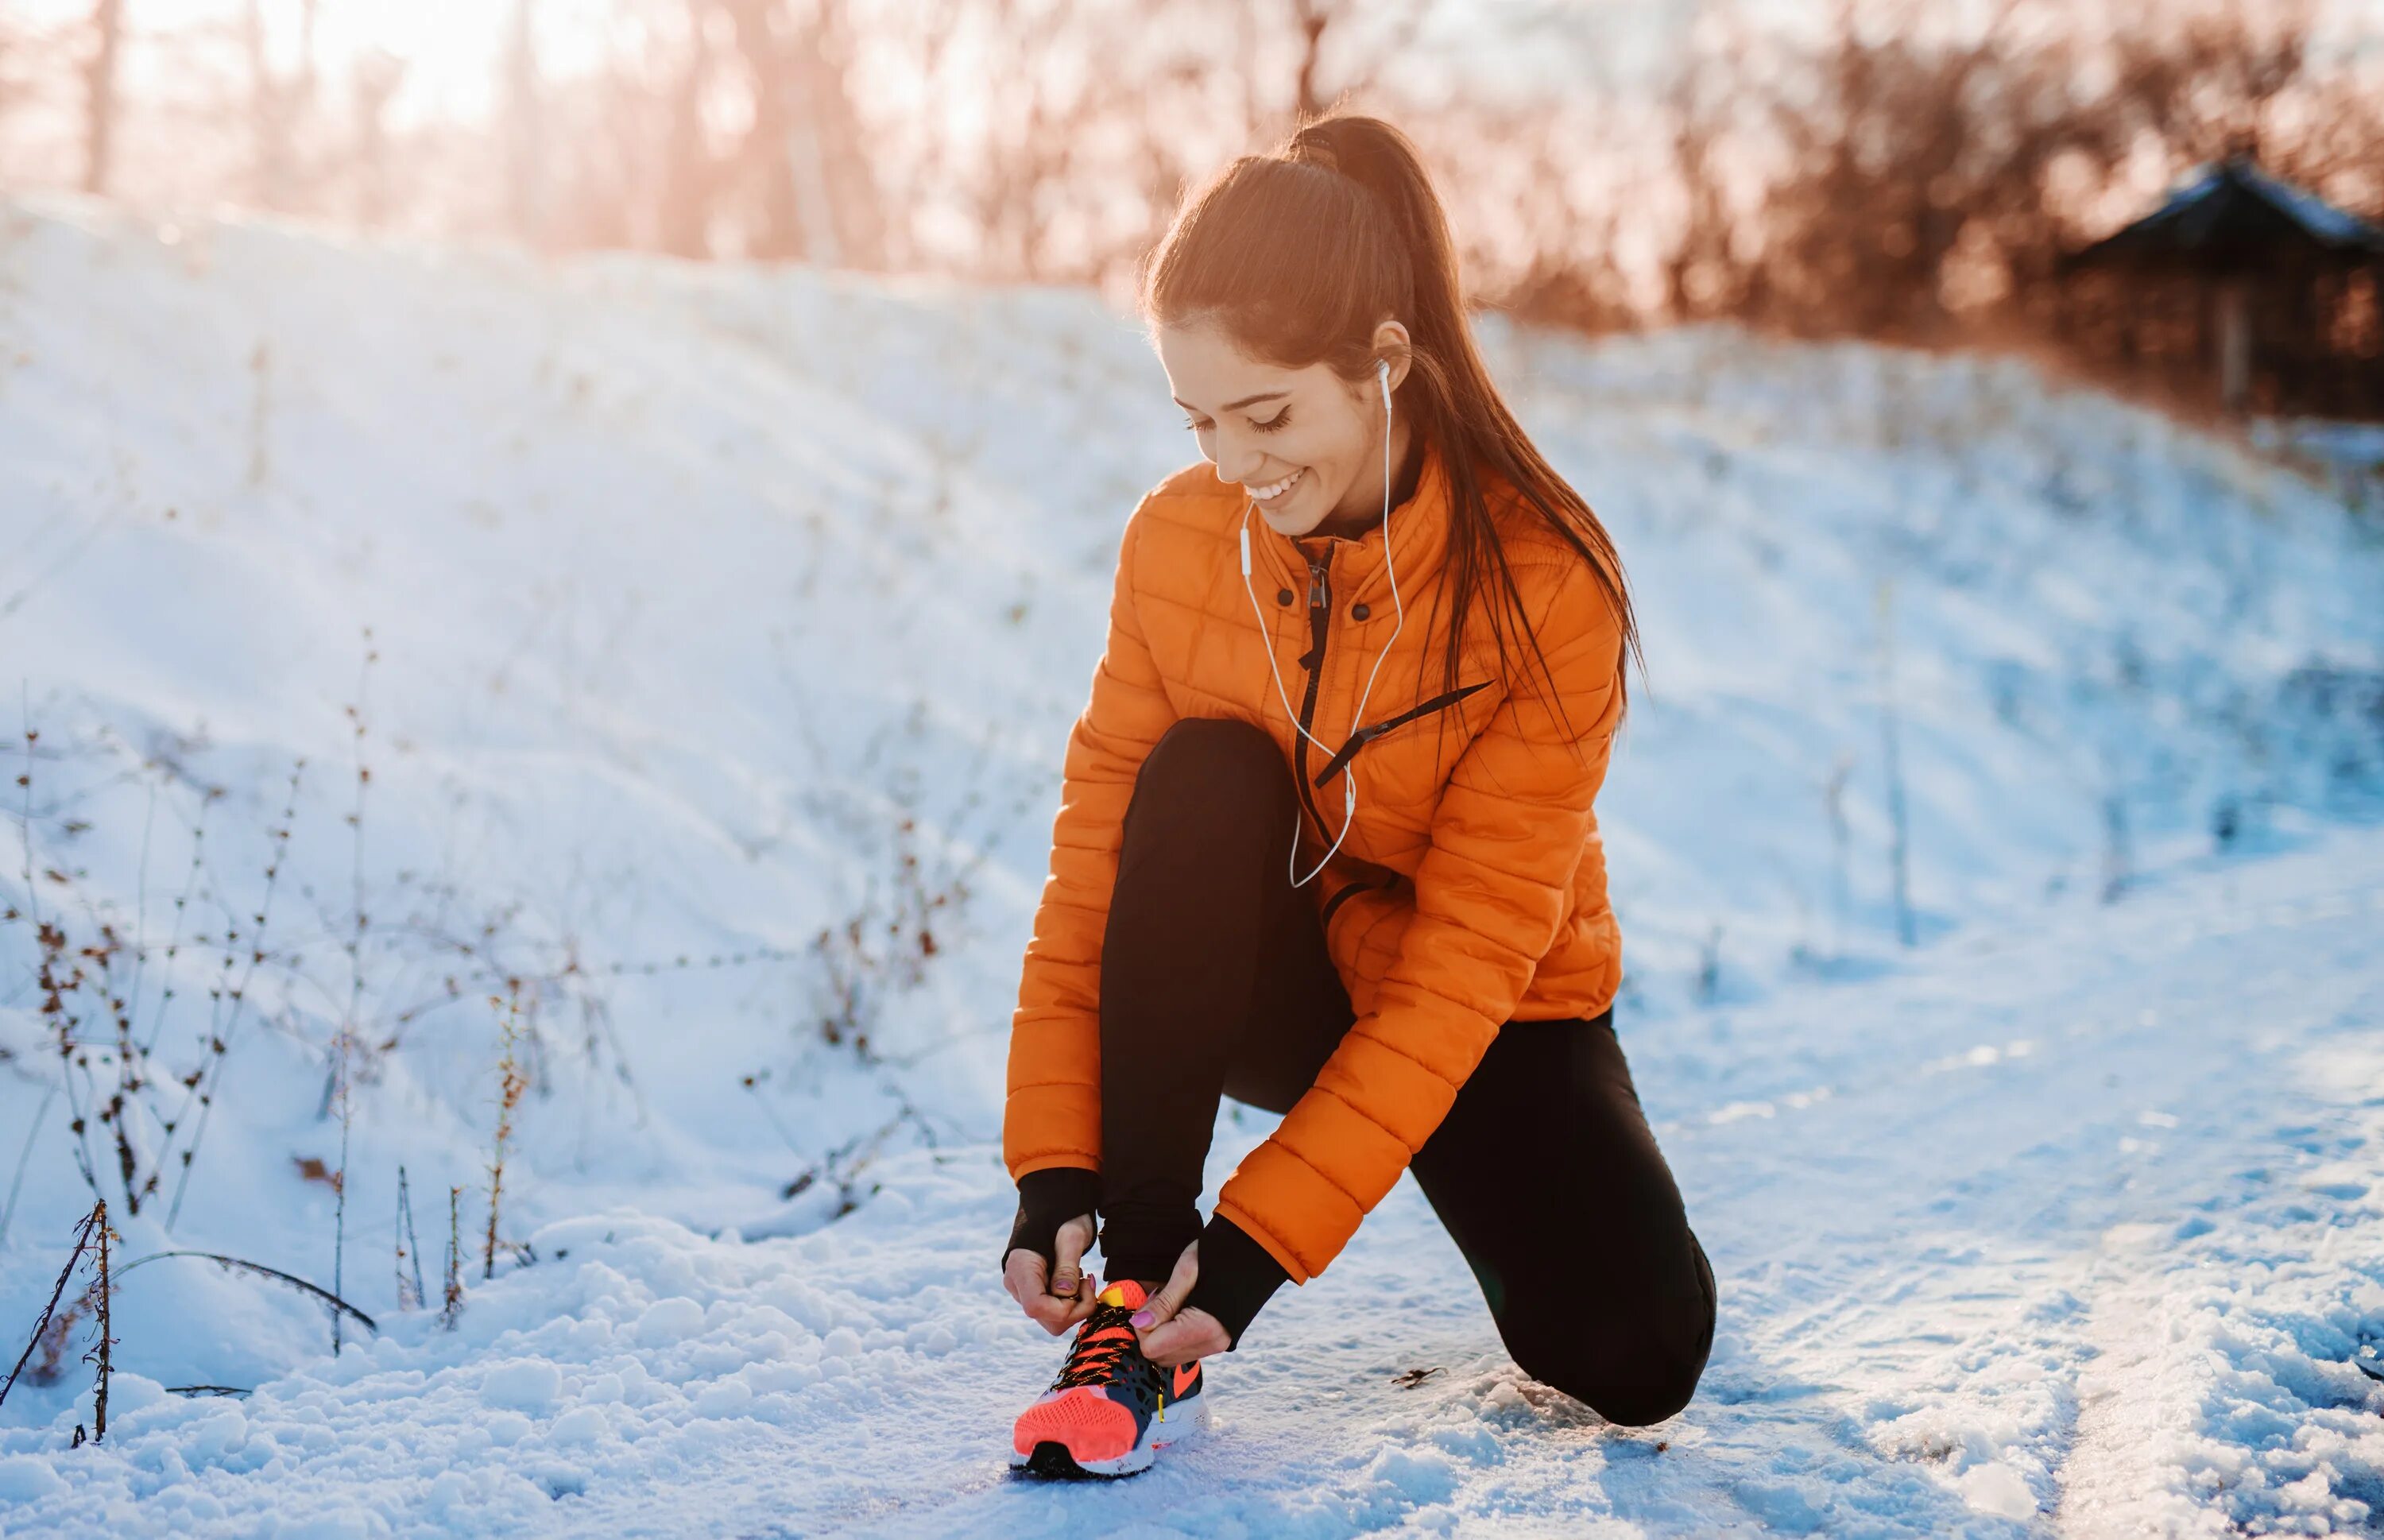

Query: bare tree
[[717, 0, 804, 257], [504, 0, 547, 246], [534, 0, 693, 253], [2107, 0, 2313, 169], [656, 2, 715, 257], [715, 0, 885, 266], [351, 48, 405, 228], [1291, 0, 1332, 119], [1659, 10, 1763, 324], [960, 0, 1074, 279], [1287, 0, 1431, 124], [796, 0, 886, 269], [82, 0, 125, 195], [242, 0, 321, 211]]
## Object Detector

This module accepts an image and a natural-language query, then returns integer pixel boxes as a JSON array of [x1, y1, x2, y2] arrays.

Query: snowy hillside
[[2, 192, 2381, 1536]]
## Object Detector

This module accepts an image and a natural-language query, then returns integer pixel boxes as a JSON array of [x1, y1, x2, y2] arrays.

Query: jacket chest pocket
[[1314, 679, 1496, 811]]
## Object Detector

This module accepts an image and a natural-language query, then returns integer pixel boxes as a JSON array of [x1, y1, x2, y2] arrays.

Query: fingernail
[[1131, 1310, 1155, 1328]]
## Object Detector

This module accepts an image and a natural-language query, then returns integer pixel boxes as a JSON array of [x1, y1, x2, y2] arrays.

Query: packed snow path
[[4, 826, 2378, 1538]]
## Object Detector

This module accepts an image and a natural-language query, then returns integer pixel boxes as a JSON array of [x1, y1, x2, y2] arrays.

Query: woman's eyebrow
[[1174, 389, 1291, 413]]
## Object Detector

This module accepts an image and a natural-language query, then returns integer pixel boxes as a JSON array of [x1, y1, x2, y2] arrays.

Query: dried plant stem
[[328, 633, 376, 1349], [330, 1027, 352, 1355], [16, 706, 37, 934], [395, 1164, 424, 1310], [484, 984, 526, 1281], [90, 1205, 111, 1442], [441, 1186, 462, 1329]]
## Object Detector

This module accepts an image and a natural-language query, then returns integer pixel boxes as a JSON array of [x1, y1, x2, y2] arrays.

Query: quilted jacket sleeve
[[1002, 499, 1178, 1180], [1212, 551, 1627, 1280]]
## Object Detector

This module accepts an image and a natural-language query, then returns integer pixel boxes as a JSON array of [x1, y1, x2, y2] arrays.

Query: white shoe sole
[[1010, 1387, 1209, 1478]]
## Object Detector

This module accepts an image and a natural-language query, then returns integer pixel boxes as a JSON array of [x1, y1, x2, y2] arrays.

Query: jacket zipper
[[1311, 680, 1494, 791], [1290, 544, 1335, 844]]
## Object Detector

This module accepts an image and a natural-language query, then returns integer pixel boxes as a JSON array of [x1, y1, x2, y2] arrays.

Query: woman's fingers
[[1003, 1248, 1047, 1310], [1138, 1306, 1231, 1368], [1132, 1240, 1225, 1364], [1004, 1249, 1065, 1333], [1032, 1293, 1096, 1334], [1131, 1238, 1201, 1331], [1049, 1213, 1095, 1299], [1004, 1220, 1101, 1335]]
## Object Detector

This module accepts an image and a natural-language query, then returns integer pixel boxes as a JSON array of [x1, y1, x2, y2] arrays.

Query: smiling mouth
[[1247, 467, 1305, 503]]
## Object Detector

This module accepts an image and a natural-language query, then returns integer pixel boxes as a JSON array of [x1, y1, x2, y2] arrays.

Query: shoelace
[[1051, 1302, 1143, 1390]]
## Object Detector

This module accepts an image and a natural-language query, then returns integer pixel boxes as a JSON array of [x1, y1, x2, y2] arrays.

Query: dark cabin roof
[[2062, 152, 2384, 274]]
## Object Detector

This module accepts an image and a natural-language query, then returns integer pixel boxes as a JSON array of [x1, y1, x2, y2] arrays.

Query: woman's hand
[[1129, 1238, 1233, 1367], [1003, 1211, 1098, 1335]]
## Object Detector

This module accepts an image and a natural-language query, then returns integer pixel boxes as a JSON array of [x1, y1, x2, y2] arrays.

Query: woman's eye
[[1182, 418, 1209, 434], [1252, 407, 1291, 433]]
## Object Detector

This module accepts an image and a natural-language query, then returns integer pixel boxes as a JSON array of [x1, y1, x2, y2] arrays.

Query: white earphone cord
[[1235, 358, 1406, 888]]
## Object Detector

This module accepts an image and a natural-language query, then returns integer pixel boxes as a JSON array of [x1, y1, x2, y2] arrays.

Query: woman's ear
[[1370, 318, 1413, 394]]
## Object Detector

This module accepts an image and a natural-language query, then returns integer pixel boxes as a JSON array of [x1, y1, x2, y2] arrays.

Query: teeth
[[1248, 467, 1303, 501]]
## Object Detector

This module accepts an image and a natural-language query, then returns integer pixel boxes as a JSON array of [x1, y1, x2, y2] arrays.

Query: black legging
[[1090, 716, 1716, 1427]]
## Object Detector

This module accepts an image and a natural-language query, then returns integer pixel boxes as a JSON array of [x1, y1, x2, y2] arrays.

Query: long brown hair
[[1136, 112, 1642, 730]]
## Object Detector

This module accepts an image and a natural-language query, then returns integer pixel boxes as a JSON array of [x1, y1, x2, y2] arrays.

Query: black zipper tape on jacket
[[1317, 874, 1393, 933], [1289, 547, 1335, 842], [1311, 680, 1493, 791]]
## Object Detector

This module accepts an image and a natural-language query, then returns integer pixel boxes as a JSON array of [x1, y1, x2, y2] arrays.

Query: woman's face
[[1155, 320, 1403, 539]]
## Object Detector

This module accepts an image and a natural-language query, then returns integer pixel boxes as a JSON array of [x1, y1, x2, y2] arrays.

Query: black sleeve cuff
[[1180, 1213, 1291, 1351], [1001, 1165, 1101, 1274]]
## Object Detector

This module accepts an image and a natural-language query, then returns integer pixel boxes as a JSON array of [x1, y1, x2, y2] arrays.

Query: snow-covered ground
[[2, 192, 2381, 1535]]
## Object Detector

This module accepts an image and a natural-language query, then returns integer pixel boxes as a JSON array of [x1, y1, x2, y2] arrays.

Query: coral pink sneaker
[[1009, 1278, 1209, 1478]]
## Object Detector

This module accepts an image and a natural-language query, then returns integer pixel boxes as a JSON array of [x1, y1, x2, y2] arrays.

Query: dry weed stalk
[[89, 1206, 111, 1443], [394, 1164, 425, 1310], [330, 631, 375, 1352], [441, 1185, 463, 1329], [483, 984, 527, 1281]]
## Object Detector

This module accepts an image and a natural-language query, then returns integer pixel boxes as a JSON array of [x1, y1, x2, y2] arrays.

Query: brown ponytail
[[1136, 112, 1642, 729]]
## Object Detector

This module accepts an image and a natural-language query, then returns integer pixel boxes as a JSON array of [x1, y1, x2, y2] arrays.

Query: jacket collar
[[1236, 435, 1456, 607]]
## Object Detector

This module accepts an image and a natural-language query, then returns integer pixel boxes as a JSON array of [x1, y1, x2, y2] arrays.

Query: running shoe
[[1008, 1277, 1208, 1478]]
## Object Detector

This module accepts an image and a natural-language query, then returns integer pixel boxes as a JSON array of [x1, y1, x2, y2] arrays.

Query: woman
[[999, 113, 1716, 1479]]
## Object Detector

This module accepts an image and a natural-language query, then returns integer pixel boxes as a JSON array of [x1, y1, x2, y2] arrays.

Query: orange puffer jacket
[[1004, 435, 1627, 1283]]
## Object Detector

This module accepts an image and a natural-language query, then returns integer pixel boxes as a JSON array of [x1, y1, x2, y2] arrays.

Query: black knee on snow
[[1569, 1371, 1700, 1430], [1515, 1342, 1705, 1428], [1510, 1241, 1718, 1429]]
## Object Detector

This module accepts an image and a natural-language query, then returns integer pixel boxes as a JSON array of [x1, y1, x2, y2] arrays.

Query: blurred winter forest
[[4, 0, 2382, 360]]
